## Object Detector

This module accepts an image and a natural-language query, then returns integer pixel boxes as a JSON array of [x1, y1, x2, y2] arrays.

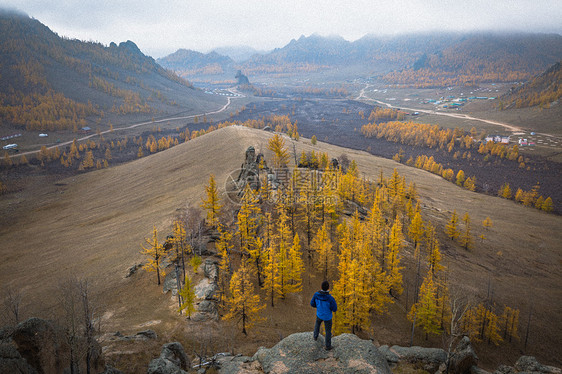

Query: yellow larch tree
[[178, 274, 196, 318], [500, 306, 520, 342], [408, 211, 425, 247], [408, 271, 441, 339], [386, 216, 404, 297], [262, 242, 278, 307], [460, 212, 473, 250], [312, 222, 336, 280], [236, 187, 264, 286], [224, 260, 264, 335], [171, 219, 189, 278], [268, 134, 289, 169], [445, 210, 460, 240], [273, 204, 292, 299], [287, 233, 304, 294], [482, 217, 493, 230], [425, 222, 443, 278], [201, 174, 222, 227], [216, 225, 233, 303], [141, 225, 166, 285]]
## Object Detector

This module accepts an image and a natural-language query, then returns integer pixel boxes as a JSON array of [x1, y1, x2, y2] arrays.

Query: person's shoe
[[325, 346, 333, 351], [313, 335, 318, 341]]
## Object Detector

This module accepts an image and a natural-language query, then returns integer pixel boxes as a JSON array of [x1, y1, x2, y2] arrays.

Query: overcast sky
[[2, 0, 561, 58]]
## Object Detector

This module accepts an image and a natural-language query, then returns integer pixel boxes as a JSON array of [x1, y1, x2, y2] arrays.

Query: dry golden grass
[[1, 126, 561, 369]]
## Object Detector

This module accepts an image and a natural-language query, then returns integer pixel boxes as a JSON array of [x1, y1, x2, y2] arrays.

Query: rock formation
[[0, 317, 105, 374], [215, 332, 391, 374], [235, 70, 250, 85]]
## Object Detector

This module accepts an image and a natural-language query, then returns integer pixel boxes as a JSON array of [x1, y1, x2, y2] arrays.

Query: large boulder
[[163, 271, 179, 295], [203, 259, 219, 282], [191, 300, 219, 322], [147, 342, 189, 374], [195, 278, 217, 300], [9, 317, 104, 374], [0, 341, 38, 374], [387, 345, 447, 373], [253, 332, 391, 374], [447, 336, 478, 374]]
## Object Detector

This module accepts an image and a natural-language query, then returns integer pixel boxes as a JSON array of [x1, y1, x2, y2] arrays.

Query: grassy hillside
[[1, 126, 560, 369], [0, 9, 223, 133]]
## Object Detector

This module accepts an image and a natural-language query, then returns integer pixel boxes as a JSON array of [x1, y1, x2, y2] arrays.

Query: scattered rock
[[494, 364, 515, 374], [125, 263, 144, 278], [195, 278, 217, 300], [147, 342, 190, 374], [160, 342, 190, 371], [471, 366, 491, 374], [389, 345, 447, 373], [514, 356, 561, 374], [103, 365, 125, 374], [135, 330, 158, 340], [253, 332, 391, 374]]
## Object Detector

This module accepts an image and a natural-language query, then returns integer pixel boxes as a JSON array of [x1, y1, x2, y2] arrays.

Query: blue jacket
[[310, 290, 337, 321]]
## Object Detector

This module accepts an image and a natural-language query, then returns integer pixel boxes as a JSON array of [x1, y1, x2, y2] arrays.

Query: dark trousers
[[313, 316, 332, 348]]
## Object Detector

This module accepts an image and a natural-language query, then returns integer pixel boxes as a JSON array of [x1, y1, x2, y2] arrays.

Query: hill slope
[[0, 126, 560, 366], [500, 61, 562, 109], [0, 9, 223, 132]]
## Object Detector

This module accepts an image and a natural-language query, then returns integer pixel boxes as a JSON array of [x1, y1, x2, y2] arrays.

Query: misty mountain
[[0, 9, 220, 131], [157, 49, 236, 76], [241, 32, 562, 83], [212, 46, 267, 62]]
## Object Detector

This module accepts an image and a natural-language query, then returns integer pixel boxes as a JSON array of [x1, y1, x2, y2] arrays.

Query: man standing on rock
[[310, 280, 338, 350]]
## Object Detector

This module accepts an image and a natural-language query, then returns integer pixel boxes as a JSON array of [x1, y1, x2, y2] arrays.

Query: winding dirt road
[[355, 84, 524, 133], [17, 90, 244, 157]]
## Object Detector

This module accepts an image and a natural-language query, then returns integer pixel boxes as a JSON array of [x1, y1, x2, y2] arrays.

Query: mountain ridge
[[0, 10, 222, 132]]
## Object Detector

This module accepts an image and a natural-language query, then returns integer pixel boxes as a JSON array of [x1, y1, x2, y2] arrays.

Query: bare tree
[[2, 285, 23, 325], [443, 287, 472, 374], [57, 277, 101, 374]]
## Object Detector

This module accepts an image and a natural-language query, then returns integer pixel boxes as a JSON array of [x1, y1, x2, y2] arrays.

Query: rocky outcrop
[[147, 342, 190, 374], [446, 336, 478, 374], [0, 340, 38, 374], [215, 332, 391, 374], [0, 317, 104, 374], [381, 344, 447, 373]]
